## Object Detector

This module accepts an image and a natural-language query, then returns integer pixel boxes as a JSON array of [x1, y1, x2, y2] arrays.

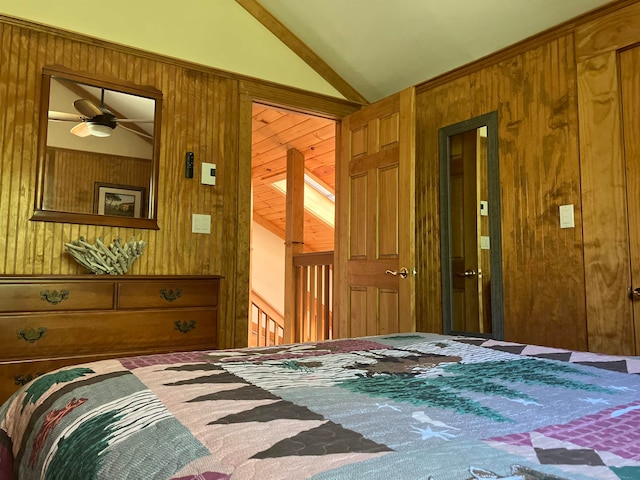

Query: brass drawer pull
[[17, 327, 48, 343], [174, 320, 196, 333], [40, 289, 69, 305], [160, 288, 183, 302], [14, 373, 43, 386]]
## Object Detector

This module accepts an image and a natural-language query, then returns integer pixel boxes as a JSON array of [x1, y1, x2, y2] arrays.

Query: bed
[[1, 333, 639, 480]]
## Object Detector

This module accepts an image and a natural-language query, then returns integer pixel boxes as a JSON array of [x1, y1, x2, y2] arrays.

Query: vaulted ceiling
[[246, 0, 614, 103], [2, 1, 616, 103]]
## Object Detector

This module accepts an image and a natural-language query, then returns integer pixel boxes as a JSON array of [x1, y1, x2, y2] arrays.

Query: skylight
[[271, 173, 335, 228]]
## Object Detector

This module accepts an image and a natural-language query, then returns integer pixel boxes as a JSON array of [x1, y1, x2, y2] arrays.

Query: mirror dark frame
[[439, 111, 504, 339], [32, 65, 162, 230]]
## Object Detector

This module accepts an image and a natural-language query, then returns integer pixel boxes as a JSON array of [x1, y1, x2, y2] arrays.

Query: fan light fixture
[[87, 123, 114, 137]]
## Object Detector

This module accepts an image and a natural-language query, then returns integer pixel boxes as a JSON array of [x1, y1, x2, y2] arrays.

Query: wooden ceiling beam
[[236, 0, 369, 105]]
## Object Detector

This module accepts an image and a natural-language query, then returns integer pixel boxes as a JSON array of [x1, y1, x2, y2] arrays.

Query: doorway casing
[[439, 111, 504, 339]]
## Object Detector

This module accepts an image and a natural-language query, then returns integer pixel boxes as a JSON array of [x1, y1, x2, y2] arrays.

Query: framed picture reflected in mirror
[[94, 182, 146, 218]]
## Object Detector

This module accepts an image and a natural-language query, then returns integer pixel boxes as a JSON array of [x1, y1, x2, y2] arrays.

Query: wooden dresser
[[0, 275, 221, 403]]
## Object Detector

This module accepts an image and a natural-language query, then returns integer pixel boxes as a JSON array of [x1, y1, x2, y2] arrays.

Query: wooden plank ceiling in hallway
[[251, 104, 336, 252]]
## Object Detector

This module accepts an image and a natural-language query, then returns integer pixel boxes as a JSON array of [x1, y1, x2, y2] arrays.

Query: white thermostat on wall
[[201, 162, 217, 186], [480, 200, 488, 216]]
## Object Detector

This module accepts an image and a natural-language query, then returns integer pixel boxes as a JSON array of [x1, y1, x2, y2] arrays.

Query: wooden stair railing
[[294, 251, 333, 342], [251, 251, 333, 346], [250, 291, 285, 347]]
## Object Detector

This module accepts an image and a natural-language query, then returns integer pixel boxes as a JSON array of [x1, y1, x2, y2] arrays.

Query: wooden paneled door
[[449, 130, 481, 332], [620, 45, 640, 354], [334, 88, 415, 338]]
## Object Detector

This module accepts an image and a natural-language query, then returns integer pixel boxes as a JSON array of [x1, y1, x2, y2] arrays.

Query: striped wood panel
[[45, 148, 150, 214], [0, 21, 235, 275], [416, 35, 587, 351], [0, 21, 238, 345]]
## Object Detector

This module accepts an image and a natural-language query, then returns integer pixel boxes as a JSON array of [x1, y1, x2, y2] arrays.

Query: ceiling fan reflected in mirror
[[48, 88, 153, 139]]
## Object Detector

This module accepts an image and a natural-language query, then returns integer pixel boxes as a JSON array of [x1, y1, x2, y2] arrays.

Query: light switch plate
[[480, 236, 490, 250], [559, 204, 575, 229], [192, 214, 211, 234], [201, 162, 216, 186]]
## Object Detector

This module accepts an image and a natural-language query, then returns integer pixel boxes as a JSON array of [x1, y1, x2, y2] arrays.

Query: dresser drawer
[[0, 355, 116, 404], [117, 279, 219, 309], [0, 282, 114, 312], [0, 309, 217, 361]]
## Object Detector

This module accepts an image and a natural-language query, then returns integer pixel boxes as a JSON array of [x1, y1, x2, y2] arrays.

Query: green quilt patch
[[338, 358, 611, 422]]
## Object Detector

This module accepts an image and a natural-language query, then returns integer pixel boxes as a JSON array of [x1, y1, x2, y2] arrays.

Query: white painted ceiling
[[259, 0, 613, 102]]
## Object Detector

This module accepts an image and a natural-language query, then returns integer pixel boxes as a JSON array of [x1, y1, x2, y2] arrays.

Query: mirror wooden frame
[[439, 111, 504, 340], [31, 65, 162, 230]]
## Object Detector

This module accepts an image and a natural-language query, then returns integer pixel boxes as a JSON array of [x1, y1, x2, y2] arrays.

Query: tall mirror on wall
[[439, 111, 504, 339], [32, 66, 162, 229]]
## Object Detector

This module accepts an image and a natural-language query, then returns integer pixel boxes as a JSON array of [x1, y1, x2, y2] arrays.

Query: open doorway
[[249, 103, 336, 346]]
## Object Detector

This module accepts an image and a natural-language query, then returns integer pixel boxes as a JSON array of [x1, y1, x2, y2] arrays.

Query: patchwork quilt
[[1, 333, 640, 479]]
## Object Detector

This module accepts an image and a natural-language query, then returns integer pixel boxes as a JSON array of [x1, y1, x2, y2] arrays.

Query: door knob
[[385, 267, 409, 279], [630, 287, 640, 299], [456, 270, 477, 278]]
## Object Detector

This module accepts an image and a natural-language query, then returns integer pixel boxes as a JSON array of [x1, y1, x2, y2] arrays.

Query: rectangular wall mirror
[[32, 65, 162, 229], [439, 111, 504, 339]]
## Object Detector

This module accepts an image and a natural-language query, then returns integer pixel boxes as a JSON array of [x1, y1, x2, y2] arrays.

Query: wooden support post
[[284, 148, 305, 343]]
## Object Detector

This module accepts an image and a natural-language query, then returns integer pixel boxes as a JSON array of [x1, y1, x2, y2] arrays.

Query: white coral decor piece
[[65, 236, 147, 275]]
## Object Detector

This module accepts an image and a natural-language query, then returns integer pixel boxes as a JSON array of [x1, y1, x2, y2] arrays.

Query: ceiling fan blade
[[118, 123, 153, 139], [73, 99, 102, 118], [115, 119, 154, 123], [70, 122, 91, 137], [48, 111, 84, 122]]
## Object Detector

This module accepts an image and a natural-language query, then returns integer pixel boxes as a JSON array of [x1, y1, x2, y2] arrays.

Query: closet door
[[620, 46, 640, 355]]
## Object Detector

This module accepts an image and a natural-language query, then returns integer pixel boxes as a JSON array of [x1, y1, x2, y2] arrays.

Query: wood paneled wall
[[0, 18, 239, 343], [0, 21, 238, 274], [416, 35, 586, 350], [45, 148, 150, 214], [416, 0, 640, 354]]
